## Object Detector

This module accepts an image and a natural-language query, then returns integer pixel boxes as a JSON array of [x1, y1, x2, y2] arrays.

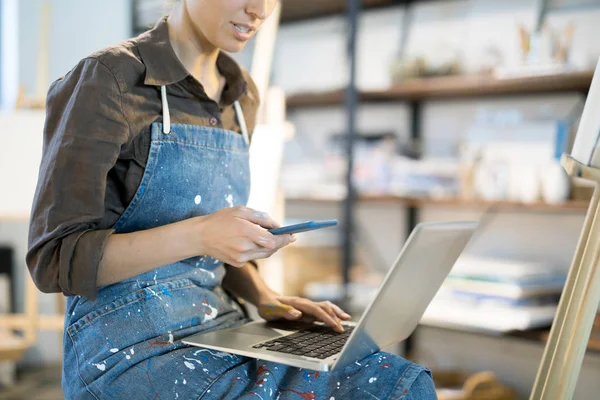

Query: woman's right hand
[[190, 206, 295, 268]]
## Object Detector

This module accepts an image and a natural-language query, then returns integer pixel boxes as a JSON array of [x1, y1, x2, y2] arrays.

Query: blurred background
[[1, 0, 600, 399]]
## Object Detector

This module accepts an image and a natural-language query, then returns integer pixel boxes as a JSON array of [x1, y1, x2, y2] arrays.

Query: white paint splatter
[[203, 368, 209, 373], [369, 377, 377, 383], [130, 348, 135, 355], [148, 287, 163, 302], [270, 389, 273, 397], [175, 380, 178, 384], [355, 361, 362, 366], [93, 362, 106, 371], [153, 271, 158, 285], [330, 397, 335, 400], [183, 356, 203, 366], [176, 394, 178, 399], [72, 311, 75, 316], [193, 303, 196, 307], [168, 332, 174, 344], [184, 361, 195, 370], [183, 379, 187, 385], [125, 354, 131, 360], [138, 309, 141, 312], [224, 194, 234, 207], [194, 195, 202, 205], [110, 348, 119, 353], [203, 303, 219, 321], [193, 349, 232, 360]]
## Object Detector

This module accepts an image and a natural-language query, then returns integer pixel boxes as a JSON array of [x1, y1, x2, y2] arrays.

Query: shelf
[[421, 324, 600, 355], [286, 70, 594, 107], [286, 195, 590, 212], [280, 0, 397, 23]]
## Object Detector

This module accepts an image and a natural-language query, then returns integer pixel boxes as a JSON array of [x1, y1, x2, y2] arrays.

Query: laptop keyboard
[[251, 325, 355, 359]]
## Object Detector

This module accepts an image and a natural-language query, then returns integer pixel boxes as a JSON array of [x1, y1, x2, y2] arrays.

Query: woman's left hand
[[257, 294, 352, 333]]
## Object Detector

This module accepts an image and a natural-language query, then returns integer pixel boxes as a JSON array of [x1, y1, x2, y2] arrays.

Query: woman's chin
[[219, 37, 249, 53]]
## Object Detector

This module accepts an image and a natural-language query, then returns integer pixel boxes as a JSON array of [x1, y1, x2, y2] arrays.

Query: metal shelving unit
[[280, 0, 595, 359]]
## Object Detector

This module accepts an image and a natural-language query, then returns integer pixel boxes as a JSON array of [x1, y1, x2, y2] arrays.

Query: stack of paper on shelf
[[421, 256, 566, 332]]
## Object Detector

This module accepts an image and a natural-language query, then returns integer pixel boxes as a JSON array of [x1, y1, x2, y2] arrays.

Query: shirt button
[[209, 117, 218, 126]]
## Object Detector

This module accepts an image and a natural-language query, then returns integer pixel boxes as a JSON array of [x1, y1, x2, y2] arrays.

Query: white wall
[[18, 0, 132, 98]]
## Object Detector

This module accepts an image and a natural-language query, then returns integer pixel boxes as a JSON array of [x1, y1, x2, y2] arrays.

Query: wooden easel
[[0, 271, 63, 361], [530, 155, 600, 399]]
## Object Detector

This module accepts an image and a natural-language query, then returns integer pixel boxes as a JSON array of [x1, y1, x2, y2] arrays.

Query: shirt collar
[[137, 17, 189, 86], [137, 17, 249, 105]]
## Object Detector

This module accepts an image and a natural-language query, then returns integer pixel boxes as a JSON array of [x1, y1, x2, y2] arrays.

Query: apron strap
[[234, 100, 250, 146], [160, 85, 171, 134], [161, 85, 249, 146]]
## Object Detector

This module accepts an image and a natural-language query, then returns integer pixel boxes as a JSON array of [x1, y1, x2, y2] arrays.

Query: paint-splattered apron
[[62, 86, 437, 400]]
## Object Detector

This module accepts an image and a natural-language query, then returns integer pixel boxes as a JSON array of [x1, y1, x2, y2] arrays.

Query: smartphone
[[268, 219, 338, 235]]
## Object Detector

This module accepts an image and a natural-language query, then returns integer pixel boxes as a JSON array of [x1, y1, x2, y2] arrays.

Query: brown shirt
[[26, 17, 260, 300]]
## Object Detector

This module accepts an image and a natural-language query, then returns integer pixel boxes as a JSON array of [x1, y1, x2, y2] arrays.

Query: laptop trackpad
[[233, 320, 316, 337]]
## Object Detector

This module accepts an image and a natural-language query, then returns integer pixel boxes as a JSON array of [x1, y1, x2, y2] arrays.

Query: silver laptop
[[183, 221, 477, 371]]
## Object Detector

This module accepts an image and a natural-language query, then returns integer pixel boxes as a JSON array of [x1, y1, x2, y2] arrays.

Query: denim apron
[[62, 86, 436, 400]]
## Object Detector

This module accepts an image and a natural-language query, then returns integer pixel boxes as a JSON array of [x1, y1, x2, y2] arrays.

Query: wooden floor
[[0, 365, 63, 400]]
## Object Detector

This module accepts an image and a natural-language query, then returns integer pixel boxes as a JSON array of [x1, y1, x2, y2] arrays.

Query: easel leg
[[531, 186, 600, 399]]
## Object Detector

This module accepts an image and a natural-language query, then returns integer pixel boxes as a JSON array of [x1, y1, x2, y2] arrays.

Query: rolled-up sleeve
[[26, 57, 130, 300]]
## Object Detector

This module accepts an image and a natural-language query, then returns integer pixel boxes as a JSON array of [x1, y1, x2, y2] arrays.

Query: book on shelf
[[421, 300, 557, 332], [449, 256, 566, 283], [442, 279, 565, 299], [421, 256, 565, 332]]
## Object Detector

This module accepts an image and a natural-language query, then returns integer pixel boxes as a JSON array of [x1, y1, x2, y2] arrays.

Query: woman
[[27, 0, 437, 398]]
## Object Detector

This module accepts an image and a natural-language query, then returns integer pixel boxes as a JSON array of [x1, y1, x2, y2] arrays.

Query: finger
[[329, 302, 352, 320], [247, 228, 295, 251], [319, 302, 341, 326], [279, 297, 344, 333], [235, 207, 279, 229], [243, 224, 279, 250], [225, 244, 262, 267], [271, 234, 296, 249], [260, 303, 302, 320], [244, 250, 274, 260]]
